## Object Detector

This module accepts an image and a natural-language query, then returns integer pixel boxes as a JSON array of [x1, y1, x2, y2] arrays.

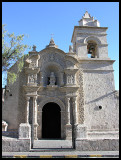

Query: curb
[[2, 155, 119, 158]]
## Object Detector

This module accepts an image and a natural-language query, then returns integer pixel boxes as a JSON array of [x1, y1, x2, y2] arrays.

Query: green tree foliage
[[2, 24, 31, 85]]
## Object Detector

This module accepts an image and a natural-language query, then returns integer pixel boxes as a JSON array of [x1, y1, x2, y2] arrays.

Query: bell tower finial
[[83, 11, 92, 18], [78, 11, 100, 27]]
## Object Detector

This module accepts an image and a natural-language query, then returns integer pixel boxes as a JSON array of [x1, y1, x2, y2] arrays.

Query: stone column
[[33, 96, 38, 140], [65, 97, 72, 140], [60, 72, 64, 86], [26, 97, 30, 123], [66, 97, 71, 125], [37, 110, 42, 139], [72, 97, 78, 125]]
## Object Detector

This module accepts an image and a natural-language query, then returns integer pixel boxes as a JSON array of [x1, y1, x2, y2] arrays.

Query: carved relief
[[40, 53, 65, 69], [67, 75, 75, 85], [29, 59, 37, 68], [28, 74, 37, 83]]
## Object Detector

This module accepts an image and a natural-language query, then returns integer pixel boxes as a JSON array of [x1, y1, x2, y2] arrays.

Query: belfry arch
[[83, 36, 101, 58], [83, 36, 101, 45]]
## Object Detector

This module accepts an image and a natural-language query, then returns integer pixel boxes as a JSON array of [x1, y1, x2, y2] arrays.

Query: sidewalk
[[2, 151, 119, 158]]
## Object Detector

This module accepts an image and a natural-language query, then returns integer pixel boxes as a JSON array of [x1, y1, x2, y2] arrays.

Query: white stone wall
[[2, 61, 27, 130], [82, 61, 119, 132], [2, 63, 20, 130]]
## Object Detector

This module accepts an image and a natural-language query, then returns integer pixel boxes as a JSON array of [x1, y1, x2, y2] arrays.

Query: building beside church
[[2, 11, 119, 151]]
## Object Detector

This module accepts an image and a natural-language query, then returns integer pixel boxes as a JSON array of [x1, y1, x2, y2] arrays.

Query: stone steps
[[33, 140, 73, 149], [30, 148, 75, 152]]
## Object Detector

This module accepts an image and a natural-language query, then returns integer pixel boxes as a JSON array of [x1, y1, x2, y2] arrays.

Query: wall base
[[75, 139, 119, 151], [2, 137, 31, 152]]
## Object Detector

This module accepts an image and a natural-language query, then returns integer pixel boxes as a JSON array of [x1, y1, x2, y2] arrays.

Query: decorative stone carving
[[40, 53, 65, 69], [67, 75, 75, 85], [30, 62, 37, 68], [29, 58, 37, 67], [28, 74, 37, 84]]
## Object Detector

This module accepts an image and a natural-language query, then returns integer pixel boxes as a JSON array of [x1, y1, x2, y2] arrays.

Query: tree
[[2, 24, 31, 86]]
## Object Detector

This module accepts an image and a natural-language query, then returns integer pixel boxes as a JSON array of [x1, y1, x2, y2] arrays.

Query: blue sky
[[2, 2, 119, 90]]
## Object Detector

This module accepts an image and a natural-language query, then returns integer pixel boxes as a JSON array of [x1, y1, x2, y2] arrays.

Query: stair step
[[30, 148, 75, 152], [33, 140, 73, 149]]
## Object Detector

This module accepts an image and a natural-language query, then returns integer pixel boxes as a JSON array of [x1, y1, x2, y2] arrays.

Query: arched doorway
[[42, 102, 61, 139]]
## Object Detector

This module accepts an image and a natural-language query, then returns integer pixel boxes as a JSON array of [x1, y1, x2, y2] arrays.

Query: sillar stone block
[[65, 124, 72, 140], [19, 123, 31, 139], [75, 124, 87, 139]]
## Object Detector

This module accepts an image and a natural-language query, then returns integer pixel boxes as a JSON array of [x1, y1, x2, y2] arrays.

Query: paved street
[[2, 151, 119, 158]]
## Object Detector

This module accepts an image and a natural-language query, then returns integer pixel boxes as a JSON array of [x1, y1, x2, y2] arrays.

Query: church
[[2, 11, 119, 151]]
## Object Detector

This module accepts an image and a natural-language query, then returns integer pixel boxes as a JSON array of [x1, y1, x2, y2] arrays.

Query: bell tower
[[71, 11, 109, 59], [70, 11, 118, 145]]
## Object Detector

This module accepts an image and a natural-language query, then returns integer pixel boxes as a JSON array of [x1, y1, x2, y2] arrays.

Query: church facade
[[2, 11, 119, 151]]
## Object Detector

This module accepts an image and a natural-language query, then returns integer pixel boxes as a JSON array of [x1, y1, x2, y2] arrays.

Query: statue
[[49, 72, 56, 85]]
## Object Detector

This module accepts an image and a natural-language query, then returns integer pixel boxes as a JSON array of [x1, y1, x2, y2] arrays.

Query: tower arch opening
[[87, 40, 98, 58]]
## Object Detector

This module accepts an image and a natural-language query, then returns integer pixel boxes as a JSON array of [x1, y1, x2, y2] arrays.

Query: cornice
[[71, 26, 108, 42], [24, 67, 40, 74]]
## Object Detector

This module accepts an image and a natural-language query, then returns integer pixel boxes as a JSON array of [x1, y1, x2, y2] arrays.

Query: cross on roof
[[50, 33, 54, 39]]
